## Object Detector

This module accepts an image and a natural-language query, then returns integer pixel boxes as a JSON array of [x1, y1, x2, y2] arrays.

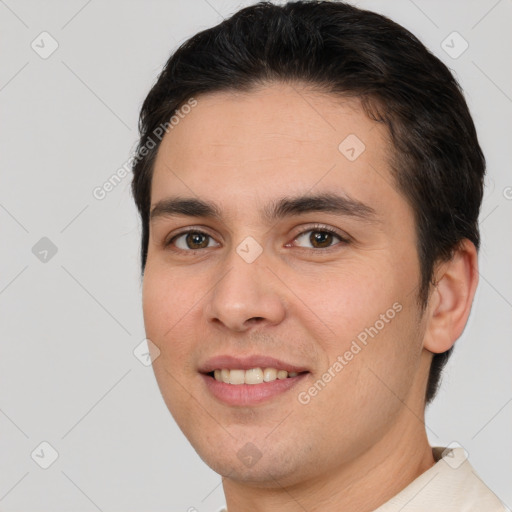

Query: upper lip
[[199, 354, 309, 374]]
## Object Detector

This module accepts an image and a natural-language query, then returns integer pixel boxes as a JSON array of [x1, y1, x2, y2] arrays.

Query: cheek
[[298, 262, 399, 342], [142, 265, 203, 420], [142, 264, 200, 364], [143, 261, 190, 326], [296, 259, 421, 392], [301, 302, 422, 431]]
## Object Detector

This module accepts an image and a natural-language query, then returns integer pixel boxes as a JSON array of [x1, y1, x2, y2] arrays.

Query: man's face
[[142, 83, 432, 485]]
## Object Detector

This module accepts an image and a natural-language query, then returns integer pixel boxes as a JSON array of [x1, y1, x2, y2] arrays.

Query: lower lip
[[201, 373, 308, 406]]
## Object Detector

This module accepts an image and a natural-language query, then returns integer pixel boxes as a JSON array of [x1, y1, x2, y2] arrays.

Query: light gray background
[[1, 0, 511, 510]]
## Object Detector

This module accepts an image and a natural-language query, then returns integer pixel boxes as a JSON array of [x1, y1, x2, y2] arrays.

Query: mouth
[[199, 355, 310, 406], [206, 367, 307, 384]]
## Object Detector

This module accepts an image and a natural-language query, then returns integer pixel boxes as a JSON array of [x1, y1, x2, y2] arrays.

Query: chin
[[192, 437, 306, 487]]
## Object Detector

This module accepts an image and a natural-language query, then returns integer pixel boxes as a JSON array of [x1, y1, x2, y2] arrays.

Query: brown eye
[[185, 232, 210, 249], [293, 228, 346, 250], [310, 231, 335, 248], [168, 231, 218, 251]]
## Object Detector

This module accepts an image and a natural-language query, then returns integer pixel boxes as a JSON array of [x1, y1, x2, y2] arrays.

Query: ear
[[423, 239, 479, 354]]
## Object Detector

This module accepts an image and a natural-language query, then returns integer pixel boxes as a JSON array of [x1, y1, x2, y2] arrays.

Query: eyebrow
[[149, 193, 379, 224]]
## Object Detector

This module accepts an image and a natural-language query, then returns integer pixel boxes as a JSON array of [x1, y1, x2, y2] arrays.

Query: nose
[[204, 245, 286, 333]]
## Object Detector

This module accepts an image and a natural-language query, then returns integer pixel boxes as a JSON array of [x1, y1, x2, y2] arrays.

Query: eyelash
[[164, 224, 350, 253]]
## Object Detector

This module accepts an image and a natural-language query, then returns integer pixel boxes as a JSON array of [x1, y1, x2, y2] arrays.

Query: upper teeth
[[213, 368, 299, 385]]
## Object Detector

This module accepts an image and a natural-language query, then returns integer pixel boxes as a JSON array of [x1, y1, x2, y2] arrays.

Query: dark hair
[[131, 0, 485, 404]]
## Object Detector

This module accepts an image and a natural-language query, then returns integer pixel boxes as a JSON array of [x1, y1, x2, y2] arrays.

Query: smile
[[210, 367, 301, 384], [199, 354, 310, 405]]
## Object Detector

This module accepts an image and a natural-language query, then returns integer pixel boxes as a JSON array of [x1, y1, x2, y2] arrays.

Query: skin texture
[[142, 82, 479, 512]]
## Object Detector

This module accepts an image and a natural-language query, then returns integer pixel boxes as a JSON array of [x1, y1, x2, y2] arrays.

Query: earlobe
[[423, 239, 479, 354]]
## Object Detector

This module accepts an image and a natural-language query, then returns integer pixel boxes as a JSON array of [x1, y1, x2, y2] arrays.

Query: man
[[131, 1, 506, 510]]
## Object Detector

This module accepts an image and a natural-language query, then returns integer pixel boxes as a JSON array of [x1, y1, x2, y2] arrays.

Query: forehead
[[151, 82, 404, 223]]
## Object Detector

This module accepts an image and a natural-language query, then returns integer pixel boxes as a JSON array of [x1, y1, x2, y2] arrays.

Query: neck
[[221, 410, 435, 512]]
